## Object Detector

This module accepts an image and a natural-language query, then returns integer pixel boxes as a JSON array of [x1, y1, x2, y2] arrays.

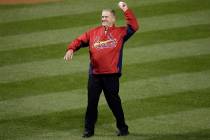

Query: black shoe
[[82, 131, 94, 138], [117, 129, 129, 136]]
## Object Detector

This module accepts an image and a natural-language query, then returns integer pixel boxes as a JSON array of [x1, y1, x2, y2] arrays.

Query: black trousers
[[84, 74, 128, 132]]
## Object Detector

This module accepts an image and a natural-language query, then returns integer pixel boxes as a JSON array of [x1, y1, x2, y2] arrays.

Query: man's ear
[[112, 16, 116, 23]]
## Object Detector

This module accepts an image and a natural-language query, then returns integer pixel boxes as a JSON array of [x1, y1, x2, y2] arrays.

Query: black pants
[[84, 74, 128, 132]]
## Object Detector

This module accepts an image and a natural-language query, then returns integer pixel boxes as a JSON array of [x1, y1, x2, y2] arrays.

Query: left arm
[[118, 1, 139, 41]]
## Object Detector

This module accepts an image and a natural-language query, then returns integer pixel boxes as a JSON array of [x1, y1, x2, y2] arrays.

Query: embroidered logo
[[93, 34, 117, 49]]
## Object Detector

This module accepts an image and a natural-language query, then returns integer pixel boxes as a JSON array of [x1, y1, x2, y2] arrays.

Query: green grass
[[1, 54, 210, 101], [0, 0, 210, 139], [1, 88, 210, 139], [1, 0, 210, 36], [1, 23, 210, 66], [1, 9, 210, 52], [129, 23, 210, 46]]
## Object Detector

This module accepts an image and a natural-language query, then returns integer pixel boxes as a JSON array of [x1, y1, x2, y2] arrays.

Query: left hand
[[118, 1, 128, 12]]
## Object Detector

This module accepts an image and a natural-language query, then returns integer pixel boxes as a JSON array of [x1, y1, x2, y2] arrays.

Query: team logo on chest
[[93, 33, 117, 49]]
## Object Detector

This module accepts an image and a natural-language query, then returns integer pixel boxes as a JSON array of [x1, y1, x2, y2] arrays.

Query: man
[[64, 1, 139, 138]]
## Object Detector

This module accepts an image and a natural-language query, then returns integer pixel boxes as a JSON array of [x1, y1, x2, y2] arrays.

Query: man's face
[[101, 10, 115, 27]]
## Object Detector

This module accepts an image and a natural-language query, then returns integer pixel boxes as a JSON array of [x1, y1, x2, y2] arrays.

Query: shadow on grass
[[90, 129, 210, 140], [1, 88, 210, 132]]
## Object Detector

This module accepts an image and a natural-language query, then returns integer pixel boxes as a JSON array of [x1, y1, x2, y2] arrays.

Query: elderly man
[[64, 1, 139, 138]]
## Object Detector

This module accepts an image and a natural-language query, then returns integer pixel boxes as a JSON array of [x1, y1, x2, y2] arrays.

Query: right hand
[[64, 49, 74, 61]]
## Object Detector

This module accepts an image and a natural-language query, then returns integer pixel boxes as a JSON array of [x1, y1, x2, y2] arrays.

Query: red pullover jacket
[[67, 9, 139, 75]]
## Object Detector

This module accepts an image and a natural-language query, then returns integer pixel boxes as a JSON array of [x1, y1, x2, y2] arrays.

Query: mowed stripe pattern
[[0, 0, 210, 140]]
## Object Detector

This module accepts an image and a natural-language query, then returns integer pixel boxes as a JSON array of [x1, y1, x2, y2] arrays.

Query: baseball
[[118, 1, 125, 7]]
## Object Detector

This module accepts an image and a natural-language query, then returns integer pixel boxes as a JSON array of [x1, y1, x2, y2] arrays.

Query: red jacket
[[67, 9, 139, 75]]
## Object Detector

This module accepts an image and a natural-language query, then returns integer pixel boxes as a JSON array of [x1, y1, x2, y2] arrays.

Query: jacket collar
[[103, 24, 115, 31]]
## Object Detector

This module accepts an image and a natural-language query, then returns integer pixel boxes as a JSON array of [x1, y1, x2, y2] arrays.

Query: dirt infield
[[0, 0, 61, 4]]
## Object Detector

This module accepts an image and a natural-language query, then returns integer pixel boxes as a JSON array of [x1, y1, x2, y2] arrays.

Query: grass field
[[0, 0, 210, 139]]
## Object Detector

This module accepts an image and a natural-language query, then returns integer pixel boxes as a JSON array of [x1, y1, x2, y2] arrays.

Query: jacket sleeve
[[67, 31, 90, 52], [123, 9, 139, 42]]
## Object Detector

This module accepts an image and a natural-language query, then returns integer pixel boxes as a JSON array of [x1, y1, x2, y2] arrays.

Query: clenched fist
[[118, 1, 128, 12]]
